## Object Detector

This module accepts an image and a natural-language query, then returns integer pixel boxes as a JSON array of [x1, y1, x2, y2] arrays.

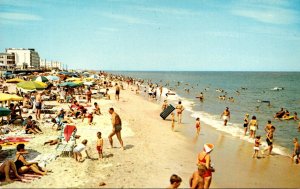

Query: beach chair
[[56, 124, 77, 157]]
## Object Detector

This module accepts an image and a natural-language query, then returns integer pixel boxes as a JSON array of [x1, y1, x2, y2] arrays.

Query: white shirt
[[74, 143, 86, 152]]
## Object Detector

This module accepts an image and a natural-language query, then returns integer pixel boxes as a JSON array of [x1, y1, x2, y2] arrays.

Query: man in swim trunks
[[264, 126, 275, 156], [220, 107, 230, 126], [35, 92, 43, 120], [108, 108, 124, 150], [115, 83, 120, 101]]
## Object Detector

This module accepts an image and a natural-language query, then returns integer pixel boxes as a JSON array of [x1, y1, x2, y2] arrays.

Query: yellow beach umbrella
[[73, 80, 84, 84], [84, 78, 94, 82], [6, 78, 25, 83], [0, 93, 23, 101], [34, 81, 48, 88], [66, 77, 81, 82]]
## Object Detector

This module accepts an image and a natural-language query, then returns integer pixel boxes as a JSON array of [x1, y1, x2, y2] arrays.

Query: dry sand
[[2, 84, 300, 188]]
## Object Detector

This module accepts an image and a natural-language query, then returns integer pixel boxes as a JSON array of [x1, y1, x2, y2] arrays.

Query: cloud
[[231, 2, 299, 25], [134, 6, 200, 17], [0, 12, 42, 21], [101, 12, 150, 25]]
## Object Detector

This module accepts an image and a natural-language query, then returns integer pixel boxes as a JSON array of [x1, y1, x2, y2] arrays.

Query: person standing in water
[[243, 114, 249, 136], [220, 107, 230, 126], [249, 116, 258, 139]]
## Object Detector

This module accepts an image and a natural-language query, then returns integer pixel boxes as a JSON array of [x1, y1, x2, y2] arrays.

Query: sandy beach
[[1, 80, 300, 188]]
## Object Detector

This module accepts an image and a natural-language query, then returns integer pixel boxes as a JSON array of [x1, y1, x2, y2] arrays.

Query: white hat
[[204, 143, 214, 153]]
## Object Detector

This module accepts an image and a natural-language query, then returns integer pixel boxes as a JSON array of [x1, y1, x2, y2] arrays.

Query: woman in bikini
[[249, 116, 258, 139], [176, 101, 184, 124]]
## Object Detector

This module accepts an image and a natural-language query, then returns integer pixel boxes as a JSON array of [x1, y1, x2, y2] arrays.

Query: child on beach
[[73, 139, 90, 162], [252, 136, 261, 158], [196, 117, 201, 135], [171, 112, 175, 131], [96, 132, 103, 160], [168, 174, 182, 189], [190, 164, 207, 189]]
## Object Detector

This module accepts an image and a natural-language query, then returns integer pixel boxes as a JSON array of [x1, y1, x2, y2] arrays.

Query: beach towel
[[64, 125, 76, 142], [14, 173, 43, 183], [30, 153, 58, 168], [0, 136, 31, 146]]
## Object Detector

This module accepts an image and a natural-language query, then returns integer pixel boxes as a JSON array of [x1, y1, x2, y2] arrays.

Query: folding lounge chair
[[56, 124, 77, 157]]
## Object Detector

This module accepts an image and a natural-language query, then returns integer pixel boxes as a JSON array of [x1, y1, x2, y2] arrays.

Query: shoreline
[[1, 79, 299, 188]]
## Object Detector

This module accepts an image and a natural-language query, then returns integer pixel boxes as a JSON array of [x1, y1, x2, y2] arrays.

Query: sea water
[[111, 71, 300, 155]]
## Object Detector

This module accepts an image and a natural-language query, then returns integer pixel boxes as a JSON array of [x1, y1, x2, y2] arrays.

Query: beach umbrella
[[83, 81, 95, 86], [6, 78, 25, 83], [0, 107, 11, 116], [73, 80, 84, 85], [46, 75, 59, 81], [0, 93, 23, 102], [89, 74, 99, 79], [32, 76, 49, 82], [34, 81, 48, 88], [59, 82, 82, 88], [66, 77, 82, 82], [17, 81, 46, 90]]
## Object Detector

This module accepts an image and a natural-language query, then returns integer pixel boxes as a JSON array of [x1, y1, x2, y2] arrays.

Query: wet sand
[[2, 83, 300, 188]]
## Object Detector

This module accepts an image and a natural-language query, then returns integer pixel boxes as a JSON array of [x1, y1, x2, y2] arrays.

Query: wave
[[189, 111, 290, 156]]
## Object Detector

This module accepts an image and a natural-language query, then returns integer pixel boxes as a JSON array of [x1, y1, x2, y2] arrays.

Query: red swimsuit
[[199, 154, 212, 177]]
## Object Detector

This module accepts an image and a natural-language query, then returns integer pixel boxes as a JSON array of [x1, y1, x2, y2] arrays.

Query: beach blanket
[[0, 136, 31, 146], [30, 153, 58, 168], [64, 125, 76, 142], [11, 173, 43, 183]]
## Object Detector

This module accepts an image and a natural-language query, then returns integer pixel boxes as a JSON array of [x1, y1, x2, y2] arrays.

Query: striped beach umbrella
[[32, 76, 49, 82]]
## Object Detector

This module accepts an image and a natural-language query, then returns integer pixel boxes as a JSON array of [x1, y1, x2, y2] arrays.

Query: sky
[[0, 0, 300, 71]]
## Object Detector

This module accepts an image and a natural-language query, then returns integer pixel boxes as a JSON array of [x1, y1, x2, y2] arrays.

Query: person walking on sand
[[159, 86, 163, 98], [252, 136, 262, 158], [176, 101, 184, 124], [197, 143, 215, 189], [108, 108, 124, 150], [167, 174, 182, 189], [35, 92, 43, 120], [96, 132, 103, 160], [249, 116, 258, 138], [86, 87, 92, 104], [171, 112, 175, 131], [115, 83, 120, 101], [196, 117, 201, 135], [220, 107, 230, 126], [190, 164, 207, 189], [162, 100, 168, 112], [243, 114, 249, 136], [291, 138, 300, 164]]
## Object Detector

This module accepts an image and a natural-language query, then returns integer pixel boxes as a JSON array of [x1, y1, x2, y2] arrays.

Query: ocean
[[111, 71, 300, 155]]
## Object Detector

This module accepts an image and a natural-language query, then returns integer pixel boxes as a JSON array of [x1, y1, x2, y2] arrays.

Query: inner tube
[[283, 116, 294, 120]]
